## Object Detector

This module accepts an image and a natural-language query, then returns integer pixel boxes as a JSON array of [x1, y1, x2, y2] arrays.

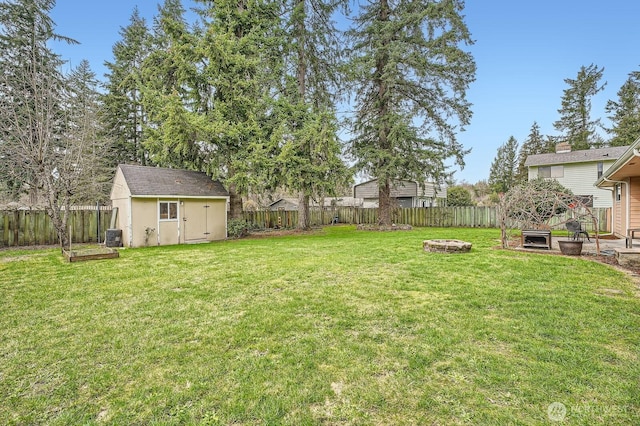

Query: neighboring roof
[[524, 146, 629, 167], [118, 164, 228, 197], [353, 178, 414, 189], [353, 179, 446, 198], [595, 138, 640, 187], [268, 196, 362, 209], [269, 198, 300, 210]]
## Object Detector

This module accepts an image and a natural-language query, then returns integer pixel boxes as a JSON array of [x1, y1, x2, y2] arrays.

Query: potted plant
[[558, 239, 583, 255]]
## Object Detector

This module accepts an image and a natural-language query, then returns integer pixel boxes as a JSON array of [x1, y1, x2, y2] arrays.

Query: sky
[[50, 0, 640, 184]]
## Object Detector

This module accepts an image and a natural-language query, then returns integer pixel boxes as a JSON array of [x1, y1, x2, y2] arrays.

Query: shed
[[110, 164, 229, 247]]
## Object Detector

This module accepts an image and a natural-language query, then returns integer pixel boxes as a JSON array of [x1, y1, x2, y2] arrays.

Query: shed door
[[183, 201, 214, 243], [158, 201, 179, 245]]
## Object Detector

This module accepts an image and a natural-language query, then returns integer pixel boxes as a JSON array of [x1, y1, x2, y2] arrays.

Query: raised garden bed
[[63, 247, 119, 262]]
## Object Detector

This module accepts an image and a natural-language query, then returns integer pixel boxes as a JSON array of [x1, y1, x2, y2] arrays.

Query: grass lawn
[[1, 226, 639, 425]]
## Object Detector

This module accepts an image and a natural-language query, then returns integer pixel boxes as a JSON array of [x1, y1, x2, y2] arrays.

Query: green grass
[[1, 226, 638, 425]]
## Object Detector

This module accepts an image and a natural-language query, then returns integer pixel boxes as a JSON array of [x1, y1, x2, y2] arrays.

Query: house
[[268, 196, 362, 211], [595, 138, 640, 238], [353, 179, 446, 208], [110, 164, 229, 247], [524, 143, 628, 208]]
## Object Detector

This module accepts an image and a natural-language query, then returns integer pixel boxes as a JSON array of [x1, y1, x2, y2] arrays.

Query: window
[[597, 162, 604, 179], [159, 201, 178, 220], [538, 165, 564, 178], [615, 184, 621, 202]]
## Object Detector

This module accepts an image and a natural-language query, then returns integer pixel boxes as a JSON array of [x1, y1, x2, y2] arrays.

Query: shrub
[[227, 218, 250, 239]]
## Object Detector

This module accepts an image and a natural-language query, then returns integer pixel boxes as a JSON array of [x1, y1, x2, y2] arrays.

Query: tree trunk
[[297, 192, 310, 230], [228, 182, 244, 219], [294, 0, 310, 232], [375, 0, 392, 227], [378, 178, 392, 226]]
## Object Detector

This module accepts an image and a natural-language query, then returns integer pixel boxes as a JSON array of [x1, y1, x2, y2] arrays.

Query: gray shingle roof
[[118, 164, 228, 197], [524, 146, 629, 167]]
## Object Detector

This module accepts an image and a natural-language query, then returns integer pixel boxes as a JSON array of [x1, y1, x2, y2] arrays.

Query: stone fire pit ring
[[423, 239, 472, 254]]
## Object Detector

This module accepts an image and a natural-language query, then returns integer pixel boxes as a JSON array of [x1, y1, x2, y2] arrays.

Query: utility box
[[105, 229, 123, 247]]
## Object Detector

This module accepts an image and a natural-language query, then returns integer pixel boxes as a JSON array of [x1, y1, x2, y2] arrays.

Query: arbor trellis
[[499, 179, 601, 255]]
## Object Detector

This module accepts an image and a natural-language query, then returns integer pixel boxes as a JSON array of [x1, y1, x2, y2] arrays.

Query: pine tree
[[63, 60, 112, 204], [348, 0, 475, 225], [516, 122, 546, 182], [273, 0, 351, 229], [139, 0, 203, 169], [605, 71, 640, 147], [553, 64, 606, 150], [193, 0, 281, 218], [488, 136, 518, 194], [102, 8, 151, 166]]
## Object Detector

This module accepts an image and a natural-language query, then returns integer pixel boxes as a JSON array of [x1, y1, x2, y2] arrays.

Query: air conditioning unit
[[105, 229, 122, 247]]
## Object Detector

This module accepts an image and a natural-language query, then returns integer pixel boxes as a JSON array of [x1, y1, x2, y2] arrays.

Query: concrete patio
[[523, 235, 640, 269]]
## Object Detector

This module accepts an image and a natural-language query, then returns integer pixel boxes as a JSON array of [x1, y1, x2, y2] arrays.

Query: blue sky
[[50, 0, 640, 184]]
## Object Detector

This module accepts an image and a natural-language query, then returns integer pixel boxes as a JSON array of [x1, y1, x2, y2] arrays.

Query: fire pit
[[423, 239, 472, 254]]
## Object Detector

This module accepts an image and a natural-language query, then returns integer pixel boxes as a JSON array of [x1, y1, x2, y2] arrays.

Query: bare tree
[[0, 1, 110, 250], [499, 179, 600, 254]]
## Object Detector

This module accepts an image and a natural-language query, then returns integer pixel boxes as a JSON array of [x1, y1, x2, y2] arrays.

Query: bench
[[626, 228, 640, 248], [521, 229, 552, 250]]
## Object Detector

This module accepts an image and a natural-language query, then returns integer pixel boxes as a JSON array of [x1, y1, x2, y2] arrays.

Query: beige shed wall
[[125, 197, 227, 247], [131, 198, 159, 247], [109, 169, 132, 246]]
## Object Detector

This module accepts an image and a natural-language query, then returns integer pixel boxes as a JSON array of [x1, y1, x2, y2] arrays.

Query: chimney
[[555, 142, 571, 153]]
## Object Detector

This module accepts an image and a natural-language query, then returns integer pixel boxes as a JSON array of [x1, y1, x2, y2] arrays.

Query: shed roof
[[524, 146, 628, 167], [118, 164, 228, 197]]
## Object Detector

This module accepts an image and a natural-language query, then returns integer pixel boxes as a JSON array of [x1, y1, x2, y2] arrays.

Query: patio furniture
[[566, 219, 590, 242], [626, 228, 640, 248]]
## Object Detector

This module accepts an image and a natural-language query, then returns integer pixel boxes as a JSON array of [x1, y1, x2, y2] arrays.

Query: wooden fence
[[243, 206, 611, 232], [1, 206, 610, 248], [0, 207, 113, 247]]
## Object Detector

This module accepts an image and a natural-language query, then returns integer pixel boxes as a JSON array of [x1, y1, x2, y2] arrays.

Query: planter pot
[[558, 240, 583, 256]]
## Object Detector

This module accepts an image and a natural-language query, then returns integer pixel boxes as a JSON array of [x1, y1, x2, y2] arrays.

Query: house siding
[[630, 177, 640, 230], [528, 161, 616, 208], [354, 180, 417, 198], [614, 197, 623, 236]]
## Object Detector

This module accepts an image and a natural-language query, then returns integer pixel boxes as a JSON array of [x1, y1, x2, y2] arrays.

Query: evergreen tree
[[553, 64, 606, 150], [348, 0, 475, 225], [194, 0, 281, 218], [63, 60, 112, 204], [605, 70, 640, 147], [488, 136, 518, 194], [102, 8, 151, 166], [516, 122, 546, 182], [139, 0, 203, 169], [273, 0, 351, 229], [446, 186, 474, 206]]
